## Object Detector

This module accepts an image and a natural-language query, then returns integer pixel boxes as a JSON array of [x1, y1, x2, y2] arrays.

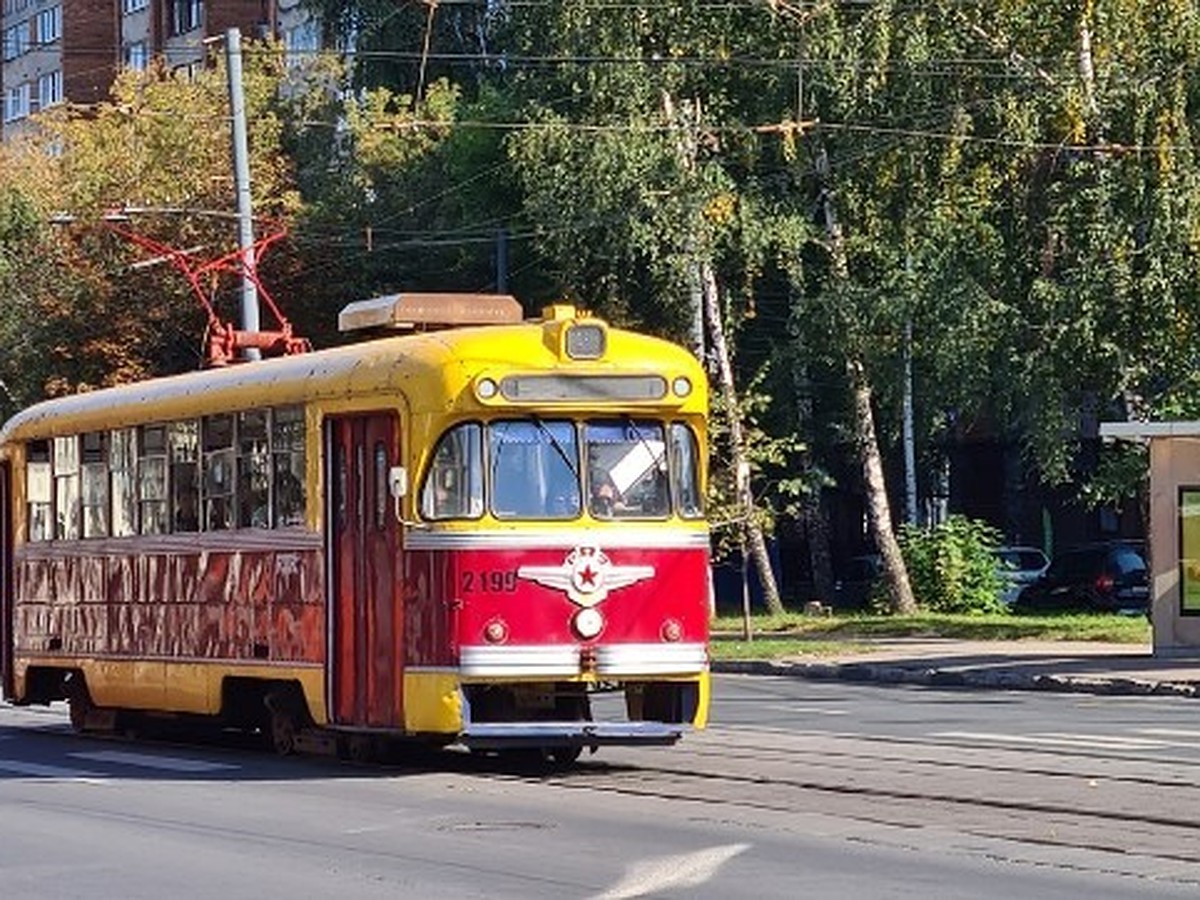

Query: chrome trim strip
[[404, 528, 709, 551], [11, 652, 321, 668], [594, 643, 709, 676], [459, 644, 580, 678], [16, 529, 322, 560], [462, 721, 684, 748]]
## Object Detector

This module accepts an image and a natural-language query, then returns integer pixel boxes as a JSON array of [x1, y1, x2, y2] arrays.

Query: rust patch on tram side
[[14, 547, 325, 663]]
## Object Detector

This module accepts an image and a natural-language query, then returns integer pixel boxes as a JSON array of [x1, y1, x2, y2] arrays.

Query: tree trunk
[[793, 362, 835, 603], [700, 262, 784, 615], [816, 146, 915, 615], [849, 359, 918, 614]]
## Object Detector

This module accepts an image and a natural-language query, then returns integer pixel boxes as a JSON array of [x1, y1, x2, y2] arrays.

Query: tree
[[0, 47, 309, 398]]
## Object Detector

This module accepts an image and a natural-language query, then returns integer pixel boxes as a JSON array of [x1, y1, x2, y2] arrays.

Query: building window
[[170, 0, 203, 36], [124, 41, 149, 71], [122, 0, 149, 13], [3, 21, 30, 61], [284, 19, 320, 67], [3, 83, 30, 123], [37, 70, 62, 110], [35, 6, 60, 45]]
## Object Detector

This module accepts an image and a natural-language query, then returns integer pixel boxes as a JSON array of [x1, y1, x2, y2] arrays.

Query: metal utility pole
[[903, 318, 918, 525], [225, 27, 260, 359]]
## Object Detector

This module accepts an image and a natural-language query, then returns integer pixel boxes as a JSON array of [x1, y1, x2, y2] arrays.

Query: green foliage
[[706, 363, 806, 560], [899, 516, 1007, 614]]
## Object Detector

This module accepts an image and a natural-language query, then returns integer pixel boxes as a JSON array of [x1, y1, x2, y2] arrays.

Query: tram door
[[327, 414, 405, 728], [0, 462, 11, 699]]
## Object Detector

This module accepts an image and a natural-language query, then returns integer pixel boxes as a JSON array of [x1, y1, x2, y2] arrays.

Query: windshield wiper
[[531, 415, 578, 479]]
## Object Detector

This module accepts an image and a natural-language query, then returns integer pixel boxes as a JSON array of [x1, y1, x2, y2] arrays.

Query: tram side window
[[80, 432, 109, 538], [584, 420, 669, 519], [138, 425, 168, 534], [272, 405, 306, 527], [169, 421, 199, 532], [203, 414, 235, 530], [53, 436, 80, 540], [670, 423, 704, 519], [26, 439, 52, 541], [420, 423, 483, 520], [237, 410, 270, 528], [110, 428, 137, 537]]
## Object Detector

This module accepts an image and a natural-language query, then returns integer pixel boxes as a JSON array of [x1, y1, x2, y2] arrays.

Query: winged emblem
[[517, 545, 655, 607]]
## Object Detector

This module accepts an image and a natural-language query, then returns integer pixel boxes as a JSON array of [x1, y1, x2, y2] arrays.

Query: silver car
[[996, 545, 1050, 605]]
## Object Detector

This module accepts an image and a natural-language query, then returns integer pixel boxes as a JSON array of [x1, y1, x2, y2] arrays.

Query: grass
[[709, 611, 1151, 661]]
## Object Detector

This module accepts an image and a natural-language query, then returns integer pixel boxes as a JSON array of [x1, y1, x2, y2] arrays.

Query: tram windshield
[[420, 418, 703, 521]]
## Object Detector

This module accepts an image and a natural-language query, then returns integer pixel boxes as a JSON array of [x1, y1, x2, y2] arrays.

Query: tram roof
[[0, 310, 706, 443]]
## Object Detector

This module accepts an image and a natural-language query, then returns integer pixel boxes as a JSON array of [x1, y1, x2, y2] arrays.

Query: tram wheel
[[64, 673, 94, 733], [544, 745, 583, 768], [264, 693, 298, 756]]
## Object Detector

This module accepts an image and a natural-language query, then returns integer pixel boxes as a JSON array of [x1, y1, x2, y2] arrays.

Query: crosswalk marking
[[70, 750, 239, 773]]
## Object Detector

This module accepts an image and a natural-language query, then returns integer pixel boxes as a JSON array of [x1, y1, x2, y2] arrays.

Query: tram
[[0, 295, 711, 761]]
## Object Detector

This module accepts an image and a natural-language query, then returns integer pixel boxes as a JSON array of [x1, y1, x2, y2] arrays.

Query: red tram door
[[327, 414, 405, 728], [0, 462, 11, 699]]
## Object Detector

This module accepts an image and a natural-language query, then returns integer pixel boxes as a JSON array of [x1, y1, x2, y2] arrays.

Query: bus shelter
[[1102, 421, 1200, 654]]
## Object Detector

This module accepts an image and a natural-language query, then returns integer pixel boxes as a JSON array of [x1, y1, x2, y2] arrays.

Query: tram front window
[[585, 420, 670, 519], [489, 419, 580, 520], [421, 423, 484, 520]]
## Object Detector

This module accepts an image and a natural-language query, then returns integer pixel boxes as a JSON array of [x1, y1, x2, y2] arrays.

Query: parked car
[[995, 545, 1050, 605], [833, 554, 881, 610], [1013, 542, 1149, 614]]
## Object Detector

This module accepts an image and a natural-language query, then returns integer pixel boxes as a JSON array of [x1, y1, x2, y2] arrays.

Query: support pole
[[225, 27, 260, 359]]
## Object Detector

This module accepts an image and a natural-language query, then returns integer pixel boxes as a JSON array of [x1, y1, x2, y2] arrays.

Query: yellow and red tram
[[0, 296, 711, 760]]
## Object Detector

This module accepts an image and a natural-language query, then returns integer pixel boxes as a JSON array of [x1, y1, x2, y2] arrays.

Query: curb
[[713, 660, 1200, 698]]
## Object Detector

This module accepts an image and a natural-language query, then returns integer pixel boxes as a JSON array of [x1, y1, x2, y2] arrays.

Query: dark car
[[833, 554, 882, 610], [1013, 542, 1149, 614]]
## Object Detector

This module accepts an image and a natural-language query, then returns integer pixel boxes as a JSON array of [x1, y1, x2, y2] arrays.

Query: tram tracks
[[502, 727, 1200, 870]]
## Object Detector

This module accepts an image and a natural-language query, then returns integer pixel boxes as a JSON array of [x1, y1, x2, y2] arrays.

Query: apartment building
[[1, 0, 320, 140]]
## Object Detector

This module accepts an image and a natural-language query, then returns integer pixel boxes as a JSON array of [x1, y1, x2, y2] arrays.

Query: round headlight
[[672, 376, 692, 398], [475, 377, 498, 400], [483, 619, 509, 644], [573, 608, 604, 640]]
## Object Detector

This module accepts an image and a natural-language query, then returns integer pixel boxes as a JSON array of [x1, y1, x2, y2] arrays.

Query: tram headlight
[[475, 377, 498, 401], [672, 376, 692, 398], [572, 607, 604, 639], [483, 618, 509, 644], [565, 323, 606, 360]]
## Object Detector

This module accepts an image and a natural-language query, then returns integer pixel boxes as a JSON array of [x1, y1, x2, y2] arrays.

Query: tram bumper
[[460, 720, 684, 750]]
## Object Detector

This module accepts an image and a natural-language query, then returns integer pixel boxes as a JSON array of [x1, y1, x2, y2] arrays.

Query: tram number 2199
[[461, 570, 518, 593]]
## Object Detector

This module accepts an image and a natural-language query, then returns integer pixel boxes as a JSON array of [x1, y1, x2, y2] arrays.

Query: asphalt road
[[0, 677, 1196, 899]]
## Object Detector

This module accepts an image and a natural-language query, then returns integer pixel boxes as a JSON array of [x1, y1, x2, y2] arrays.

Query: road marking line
[[1138, 728, 1200, 738], [70, 750, 239, 773], [591, 843, 749, 900], [0, 759, 108, 782], [932, 730, 1171, 750]]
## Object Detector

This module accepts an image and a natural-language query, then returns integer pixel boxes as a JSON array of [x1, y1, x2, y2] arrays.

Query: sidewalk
[[714, 639, 1200, 697]]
